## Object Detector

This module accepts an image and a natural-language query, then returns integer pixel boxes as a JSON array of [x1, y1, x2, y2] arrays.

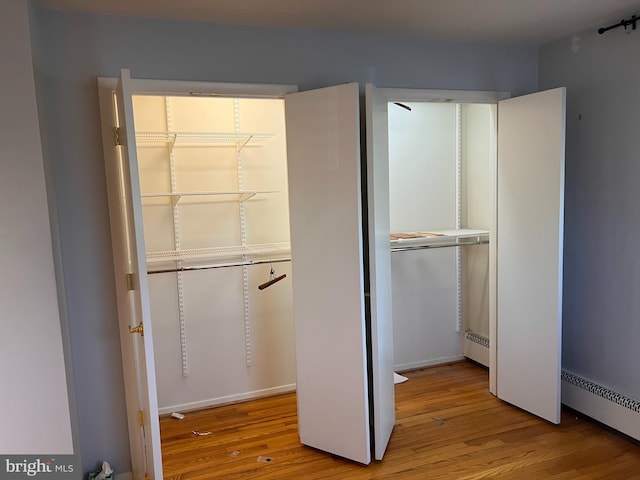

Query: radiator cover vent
[[562, 370, 640, 413], [465, 332, 489, 349]]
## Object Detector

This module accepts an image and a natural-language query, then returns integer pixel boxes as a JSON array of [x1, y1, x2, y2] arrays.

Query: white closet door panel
[[115, 69, 163, 478], [285, 83, 371, 464], [497, 87, 565, 424], [365, 83, 395, 460]]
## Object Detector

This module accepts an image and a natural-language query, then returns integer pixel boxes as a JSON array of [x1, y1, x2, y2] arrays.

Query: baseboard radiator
[[463, 331, 489, 367], [561, 369, 640, 441]]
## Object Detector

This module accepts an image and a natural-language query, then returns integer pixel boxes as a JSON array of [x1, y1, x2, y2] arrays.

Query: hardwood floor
[[160, 361, 640, 479]]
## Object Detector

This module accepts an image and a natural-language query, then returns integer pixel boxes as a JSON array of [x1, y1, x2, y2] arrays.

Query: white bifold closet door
[[496, 88, 566, 424], [112, 69, 163, 480], [284, 83, 395, 464]]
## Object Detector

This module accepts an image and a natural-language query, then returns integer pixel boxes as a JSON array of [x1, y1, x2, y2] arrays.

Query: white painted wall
[[0, 0, 73, 454]]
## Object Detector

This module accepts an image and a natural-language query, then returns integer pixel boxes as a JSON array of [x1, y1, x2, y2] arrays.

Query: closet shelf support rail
[[391, 235, 489, 252], [147, 257, 291, 275]]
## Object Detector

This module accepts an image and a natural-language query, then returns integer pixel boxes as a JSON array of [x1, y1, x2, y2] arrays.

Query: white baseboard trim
[[158, 383, 297, 415], [394, 355, 465, 372], [561, 370, 640, 441]]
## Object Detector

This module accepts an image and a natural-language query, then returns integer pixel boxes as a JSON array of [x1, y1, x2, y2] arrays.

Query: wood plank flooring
[[160, 361, 640, 479]]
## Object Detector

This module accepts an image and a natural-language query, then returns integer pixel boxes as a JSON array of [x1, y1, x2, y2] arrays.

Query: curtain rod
[[598, 15, 638, 35]]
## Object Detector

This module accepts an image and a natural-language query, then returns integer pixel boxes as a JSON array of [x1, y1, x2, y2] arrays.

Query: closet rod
[[148, 257, 291, 275], [391, 237, 489, 253]]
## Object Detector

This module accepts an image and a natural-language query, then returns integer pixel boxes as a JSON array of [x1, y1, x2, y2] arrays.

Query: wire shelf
[[141, 190, 279, 203], [135, 131, 274, 149], [390, 229, 490, 252], [146, 242, 291, 264]]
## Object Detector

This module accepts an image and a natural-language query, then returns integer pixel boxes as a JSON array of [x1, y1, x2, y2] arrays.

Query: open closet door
[[365, 84, 396, 460], [285, 83, 385, 464], [496, 87, 566, 424], [113, 69, 163, 479]]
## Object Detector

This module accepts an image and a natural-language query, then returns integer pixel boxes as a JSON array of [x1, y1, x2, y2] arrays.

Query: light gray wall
[[30, 7, 539, 475], [540, 28, 640, 400], [0, 0, 75, 456]]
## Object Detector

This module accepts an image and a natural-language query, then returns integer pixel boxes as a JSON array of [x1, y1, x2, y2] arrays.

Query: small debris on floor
[[257, 456, 273, 463], [432, 417, 445, 426], [192, 430, 213, 436], [170, 412, 185, 420], [229, 451, 240, 457], [394, 372, 409, 384]]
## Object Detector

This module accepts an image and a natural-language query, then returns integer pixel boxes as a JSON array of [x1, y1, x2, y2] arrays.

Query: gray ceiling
[[34, 0, 640, 46]]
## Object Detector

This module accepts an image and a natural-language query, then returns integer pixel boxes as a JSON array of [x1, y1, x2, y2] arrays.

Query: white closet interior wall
[[389, 102, 492, 371], [460, 104, 493, 340], [132, 95, 296, 413]]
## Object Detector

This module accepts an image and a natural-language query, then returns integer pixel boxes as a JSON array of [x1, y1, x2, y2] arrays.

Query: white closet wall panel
[[170, 96, 236, 131], [389, 103, 457, 232], [389, 102, 463, 369], [132, 97, 175, 253], [462, 244, 490, 337], [132, 95, 168, 129], [246, 263, 296, 385], [149, 265, 295, 410], [462, 104, 494, 230], [392, 248, 462, 369], [238, 99, 291, 246], [147, 273, 187, 404], [285, 83, 371, 464], [461, 104, 494, 338]]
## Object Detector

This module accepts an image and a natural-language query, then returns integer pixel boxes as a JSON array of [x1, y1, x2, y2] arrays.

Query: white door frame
[[368, 85, 509, 395]]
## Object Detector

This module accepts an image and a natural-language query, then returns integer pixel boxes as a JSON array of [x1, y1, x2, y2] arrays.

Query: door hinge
[[137, 409, 144, 427], [114, 126, 122, 146], [129, 323, 144, 336], [126, 273, 135, 291]]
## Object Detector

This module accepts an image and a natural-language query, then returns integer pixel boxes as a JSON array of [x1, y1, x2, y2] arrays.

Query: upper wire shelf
[[141, 190, 279, 203], [135, 131, 274, 151], [146, 242, 291, 265]]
